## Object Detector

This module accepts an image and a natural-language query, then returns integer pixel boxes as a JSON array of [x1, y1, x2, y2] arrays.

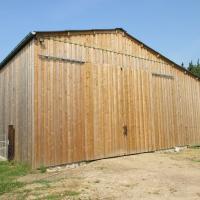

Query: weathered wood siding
[[0, 41, 34, 164], [33, 30, 200, 168]]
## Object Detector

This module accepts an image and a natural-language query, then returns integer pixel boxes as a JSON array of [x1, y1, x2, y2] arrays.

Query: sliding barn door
[[85, 63, 128, 160], [86, 63, 154, 160], [122, 67, 153, 155]]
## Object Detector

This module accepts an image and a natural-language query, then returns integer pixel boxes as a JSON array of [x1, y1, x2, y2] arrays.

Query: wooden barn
[[0, 28, 200, 168]]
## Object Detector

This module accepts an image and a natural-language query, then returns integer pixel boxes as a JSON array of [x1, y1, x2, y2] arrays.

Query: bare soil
[[2, 148, 200, 200]]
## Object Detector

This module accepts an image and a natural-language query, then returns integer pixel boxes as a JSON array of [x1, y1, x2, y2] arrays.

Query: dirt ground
[[2, 147, 200, 200]]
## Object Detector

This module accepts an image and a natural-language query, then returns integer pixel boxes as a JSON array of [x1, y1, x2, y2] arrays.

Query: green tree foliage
[[187, 59, 200, 78]]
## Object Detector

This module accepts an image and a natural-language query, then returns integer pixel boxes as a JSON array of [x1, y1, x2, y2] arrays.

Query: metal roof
[[0, 28, 199, 80], [0, 32, 36, 69]]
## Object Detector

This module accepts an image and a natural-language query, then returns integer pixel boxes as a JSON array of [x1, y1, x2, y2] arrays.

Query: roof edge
[[0, 32, 35, 70], [119, 28, 199, 80], [0, 28, 199, 81], [35, 28, 123, 34]]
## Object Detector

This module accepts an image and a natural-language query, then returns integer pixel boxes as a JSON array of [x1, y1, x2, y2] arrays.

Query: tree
[[187, 59, 200, 78], [197, 59, 200, 67], [188, 60, 193, 71]]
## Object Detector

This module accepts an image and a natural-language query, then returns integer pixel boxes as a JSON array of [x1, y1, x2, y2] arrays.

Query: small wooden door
[[8, 125, 15, 161]]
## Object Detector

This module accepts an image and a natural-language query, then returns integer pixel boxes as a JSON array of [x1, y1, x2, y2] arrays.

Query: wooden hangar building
[[0, 28, 200, 168]]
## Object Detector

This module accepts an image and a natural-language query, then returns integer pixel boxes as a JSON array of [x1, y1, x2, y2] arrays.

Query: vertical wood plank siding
[[0, 41, 34, 164], [32, 31, 200, 168], [1, 30, 199, 168], [34, 37, 86, 167]]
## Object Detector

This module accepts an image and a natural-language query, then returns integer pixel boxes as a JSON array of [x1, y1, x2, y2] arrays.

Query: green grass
[[189, 145, 200, 149], [0, 161, 81, 199], [37, 190, 80, 200], [192, 159, 200, 162], [9, 188, 32, 200], [39, 165, 47, 173], [65, 190, 80, 196], [0, 181, 25, 195], [0, 161, 30, 176], [0, 161, 31, 195], [34, 179, 51, 188]]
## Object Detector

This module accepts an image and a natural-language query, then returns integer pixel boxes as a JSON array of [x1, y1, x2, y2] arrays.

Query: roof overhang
[[0, 32, 36, 70]]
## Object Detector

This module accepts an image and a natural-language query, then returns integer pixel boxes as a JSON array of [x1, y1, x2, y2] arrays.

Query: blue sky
[[0, 0, 200, 66]]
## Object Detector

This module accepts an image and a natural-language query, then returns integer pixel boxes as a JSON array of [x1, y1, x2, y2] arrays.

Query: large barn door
[[152, 74, 176, 150], [121, 67, 153, 155], [87, 63, 155, 160], [88, 64, 128, 160]]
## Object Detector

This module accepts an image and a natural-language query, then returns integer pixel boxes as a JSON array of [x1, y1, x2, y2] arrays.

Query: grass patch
[[192, 159, 200, 162], [148, 190, 160, 195], [0, 161, 30, 195], [45, 194, 61, 200], [38, 190, 80, 200], [64, 190, 80, 196], [34, 179, 51, 188], [0, 181, 25, 195], [189, 145, 200, 149], [39, 165, 47, 173], [0, 161, 30, 177], [13, 188, 32, 200]]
